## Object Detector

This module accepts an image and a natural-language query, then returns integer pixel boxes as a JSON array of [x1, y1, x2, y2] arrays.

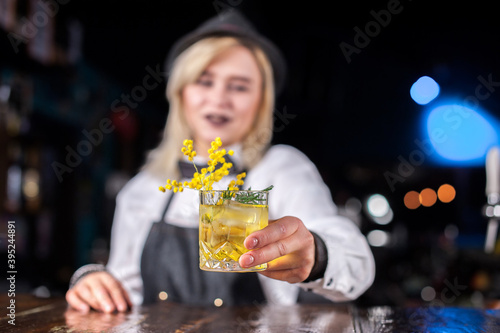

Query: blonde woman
[[66, 10, 375, 312]]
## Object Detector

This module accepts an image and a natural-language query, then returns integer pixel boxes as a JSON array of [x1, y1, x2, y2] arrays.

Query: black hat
[[164, 9, 287, 94]]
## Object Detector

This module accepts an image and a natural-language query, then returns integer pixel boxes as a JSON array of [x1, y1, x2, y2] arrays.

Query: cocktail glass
[[199, 190, 269, 272]]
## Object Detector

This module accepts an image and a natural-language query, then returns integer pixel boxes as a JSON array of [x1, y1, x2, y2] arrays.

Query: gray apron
[[140, 192, 266, 306]]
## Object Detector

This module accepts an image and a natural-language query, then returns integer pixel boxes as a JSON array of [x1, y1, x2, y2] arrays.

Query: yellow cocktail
[[199, 190, 268, 272]]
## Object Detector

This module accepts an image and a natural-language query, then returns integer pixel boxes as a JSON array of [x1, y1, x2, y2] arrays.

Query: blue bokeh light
[[424, 103, 498, 166], [410, 76, 440, 105]]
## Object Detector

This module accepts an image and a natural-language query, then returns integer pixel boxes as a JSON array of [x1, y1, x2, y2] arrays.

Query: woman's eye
[[196, 78, 212, 87], [229, 84, 248, 92]]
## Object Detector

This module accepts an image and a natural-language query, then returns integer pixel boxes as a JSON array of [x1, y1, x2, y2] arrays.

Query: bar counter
[[2, 294, 500, 332]]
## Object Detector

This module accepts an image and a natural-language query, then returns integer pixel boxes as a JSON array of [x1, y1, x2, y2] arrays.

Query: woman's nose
[[207, 83, 229, 107]]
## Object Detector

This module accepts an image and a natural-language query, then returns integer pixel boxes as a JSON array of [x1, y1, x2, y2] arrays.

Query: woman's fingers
[[244, 217, 299, 251], [70, 281, 103, 312], [66, 288, 90, 313], [88, 279, 117, 313], [240, 216, 315, 283], [100, 273, 132, 312], [65, 272, 130, 313]]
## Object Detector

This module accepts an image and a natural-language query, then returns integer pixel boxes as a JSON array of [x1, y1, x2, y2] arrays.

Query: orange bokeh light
[[404, 191, 421, 209], [419, 188, 437, 207], [438, 184, 456, 203]]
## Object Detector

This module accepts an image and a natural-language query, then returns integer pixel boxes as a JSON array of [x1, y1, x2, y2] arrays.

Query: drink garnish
[[159, 137, 272, 204]]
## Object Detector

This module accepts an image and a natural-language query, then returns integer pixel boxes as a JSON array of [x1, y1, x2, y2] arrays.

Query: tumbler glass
[[199, 190, 269, 272]]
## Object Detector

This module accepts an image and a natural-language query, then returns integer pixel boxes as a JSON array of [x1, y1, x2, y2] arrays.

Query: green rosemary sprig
[[233, 185, 274, 205]]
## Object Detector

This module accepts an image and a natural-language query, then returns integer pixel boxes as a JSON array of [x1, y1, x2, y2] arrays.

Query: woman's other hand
[[66, 271, 132, 313]]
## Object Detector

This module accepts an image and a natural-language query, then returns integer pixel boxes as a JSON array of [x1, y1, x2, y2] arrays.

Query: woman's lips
[[205, 114, 230, 126]]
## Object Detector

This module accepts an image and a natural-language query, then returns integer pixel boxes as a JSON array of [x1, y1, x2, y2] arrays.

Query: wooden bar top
[[2, 294, 500, 332]]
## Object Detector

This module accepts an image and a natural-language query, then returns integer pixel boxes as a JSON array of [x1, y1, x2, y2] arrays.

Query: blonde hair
[[142, 36, 275, 179]]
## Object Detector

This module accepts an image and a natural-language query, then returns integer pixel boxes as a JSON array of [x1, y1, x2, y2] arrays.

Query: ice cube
[[209, 205, 225, 220], [219, 200, 260, 226], [200, 204, 225, 225], [221, 241, 246, 261]]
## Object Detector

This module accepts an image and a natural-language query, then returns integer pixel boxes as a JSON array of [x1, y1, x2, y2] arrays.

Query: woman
[[66, 10, 375, 312]]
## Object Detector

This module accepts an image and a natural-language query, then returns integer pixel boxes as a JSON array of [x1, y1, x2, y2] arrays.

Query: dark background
[[1, 0, 500, 307]]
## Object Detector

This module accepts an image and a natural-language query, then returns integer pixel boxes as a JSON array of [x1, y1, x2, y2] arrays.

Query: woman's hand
[[66, 271, 132, 313], [239, 216, 316, 283]]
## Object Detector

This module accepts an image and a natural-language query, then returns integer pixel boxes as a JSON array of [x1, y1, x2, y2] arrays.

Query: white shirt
[[106, 144, 375, 305]]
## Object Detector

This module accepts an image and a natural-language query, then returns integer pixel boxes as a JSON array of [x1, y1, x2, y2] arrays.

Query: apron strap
[[160, 192, 175, 221]]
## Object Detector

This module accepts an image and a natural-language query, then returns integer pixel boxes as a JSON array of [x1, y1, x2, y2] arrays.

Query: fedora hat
[[164, 9, 287, 94]]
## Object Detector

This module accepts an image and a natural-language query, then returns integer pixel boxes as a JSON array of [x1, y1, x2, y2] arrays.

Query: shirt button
[[214, 298, 223, 307], [159, 291, 168, 301]]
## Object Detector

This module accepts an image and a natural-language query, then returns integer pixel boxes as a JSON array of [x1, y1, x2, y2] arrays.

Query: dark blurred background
[[1, 0, 500, 307]]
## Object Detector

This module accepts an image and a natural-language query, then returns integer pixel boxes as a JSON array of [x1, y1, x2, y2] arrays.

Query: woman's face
[[182, 45, 262, 155]]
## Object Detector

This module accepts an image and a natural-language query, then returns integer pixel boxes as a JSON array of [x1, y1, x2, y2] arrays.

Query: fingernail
[[118, 303, 126, 312], [241, 254, 254, 267], [246, 237, 258, 249], [104, 304, 113, 312]]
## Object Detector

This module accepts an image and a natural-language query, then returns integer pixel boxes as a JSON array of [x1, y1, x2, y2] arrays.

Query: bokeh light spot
[[367, 230, 390, 247], [419, 188, 437, 207], [410, 76, 440, 105], [404, 191, 421, 209], [426, 104, 498, 165], [438, 184, 456, 203], [367, 194, 390, 217], [421, 286, 436, 302]]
